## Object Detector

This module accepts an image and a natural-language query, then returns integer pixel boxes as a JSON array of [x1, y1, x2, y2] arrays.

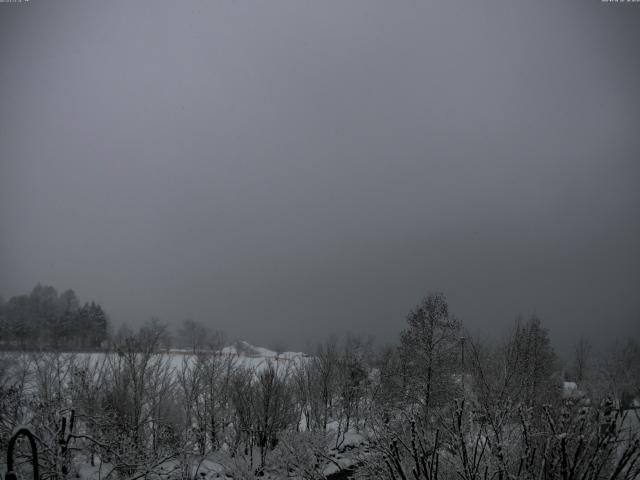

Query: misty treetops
[[0, 284, 109, 350]]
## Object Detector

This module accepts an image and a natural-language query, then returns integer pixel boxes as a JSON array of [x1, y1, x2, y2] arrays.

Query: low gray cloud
[[1, 0, 639, 352]]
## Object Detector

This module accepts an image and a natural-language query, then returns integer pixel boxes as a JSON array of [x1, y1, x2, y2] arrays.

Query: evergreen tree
[[29, 283, 60, 346], [58, 289, 80, 346], [0, 284, 110, 349], [88, 302, 108, 348], [5, 295, 36, 347], [510, 315, 559, 410]]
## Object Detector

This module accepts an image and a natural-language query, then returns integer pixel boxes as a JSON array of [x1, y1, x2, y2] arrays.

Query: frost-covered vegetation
[[1, 290, 639, 479]]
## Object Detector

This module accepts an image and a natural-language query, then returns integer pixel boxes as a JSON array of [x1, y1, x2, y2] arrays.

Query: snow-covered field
[[0, 340, 311, 381], [169, 340, 311, 372]]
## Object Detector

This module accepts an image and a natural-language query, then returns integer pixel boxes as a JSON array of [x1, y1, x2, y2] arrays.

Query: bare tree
[[91, 320, 179, 479], [0, 353, 32, 452], [334, 334, 370, 448], [314, 335, 340, 432], [572, 336, 592, 385], [275, 430, 342, 480], [253, 360, 296, 468], [177, 319, 212, 353], [192, 336, 236, 453], [601, 337, 640, 411], [399, 292, 462, 422]]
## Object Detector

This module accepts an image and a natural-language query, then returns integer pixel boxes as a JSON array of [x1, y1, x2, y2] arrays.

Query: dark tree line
[[0, 284, 109, 350]]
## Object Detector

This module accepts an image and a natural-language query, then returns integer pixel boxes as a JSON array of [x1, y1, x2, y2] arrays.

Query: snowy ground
[[0, 340, 312, 382]]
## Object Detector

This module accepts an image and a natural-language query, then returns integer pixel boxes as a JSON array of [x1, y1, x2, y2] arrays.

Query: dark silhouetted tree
[[399, 292, 462, 420]]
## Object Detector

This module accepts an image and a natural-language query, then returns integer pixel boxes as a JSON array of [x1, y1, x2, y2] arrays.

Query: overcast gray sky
[[1, 0, 639, 352]]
